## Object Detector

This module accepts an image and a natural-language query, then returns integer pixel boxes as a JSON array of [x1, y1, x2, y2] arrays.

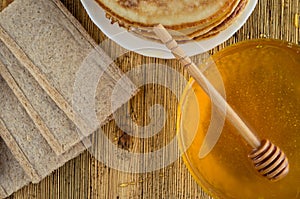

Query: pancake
[[96, 0, 237, 29], [129, 0, 247, 42], [95, 0, 250, 43], [194, 0, 247, 40], [131, 0, 240, 37], [130, 0, 243, 41]]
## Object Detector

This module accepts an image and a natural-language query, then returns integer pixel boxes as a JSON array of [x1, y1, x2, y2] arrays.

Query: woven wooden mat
[[1, 0, 299, 198]]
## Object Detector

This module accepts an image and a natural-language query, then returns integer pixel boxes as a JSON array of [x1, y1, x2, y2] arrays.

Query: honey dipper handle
[[153, 24, 261, 148]]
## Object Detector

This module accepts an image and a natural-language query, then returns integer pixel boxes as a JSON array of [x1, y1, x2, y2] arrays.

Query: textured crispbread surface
[[0, 138, 30, 198], [0, 77, 88, 197], [0, 0, 136, 136], [0, 0, 136, 154], [0, 40, 80, 154], [0, 0, 136, 197], [0, 74, 87, 185]]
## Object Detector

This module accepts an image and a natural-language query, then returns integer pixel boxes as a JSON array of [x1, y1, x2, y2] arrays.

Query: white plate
[[81, 0, 257, 59]]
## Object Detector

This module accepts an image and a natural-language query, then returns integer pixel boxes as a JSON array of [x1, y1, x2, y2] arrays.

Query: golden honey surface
[[178, 39, 300, 199]]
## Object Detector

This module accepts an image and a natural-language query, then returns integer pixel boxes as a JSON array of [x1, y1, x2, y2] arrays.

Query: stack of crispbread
[[95, 0, 249, 42], [0, 0, 136, 197]]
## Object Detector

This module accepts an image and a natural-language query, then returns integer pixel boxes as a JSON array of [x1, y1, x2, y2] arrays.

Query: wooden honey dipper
[[153, 24, 289, 181]]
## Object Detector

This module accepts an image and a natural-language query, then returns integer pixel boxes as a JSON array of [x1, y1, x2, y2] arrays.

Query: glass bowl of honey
[[177, 39, 300, 199]]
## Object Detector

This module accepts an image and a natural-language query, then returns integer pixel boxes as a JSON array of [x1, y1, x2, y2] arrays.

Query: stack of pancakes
[[95, 0, 249, 42]]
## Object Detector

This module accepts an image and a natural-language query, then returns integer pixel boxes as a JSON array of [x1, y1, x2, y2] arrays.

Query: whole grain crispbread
[[0, 0, 136, 154], [0, 0, 137, 197]]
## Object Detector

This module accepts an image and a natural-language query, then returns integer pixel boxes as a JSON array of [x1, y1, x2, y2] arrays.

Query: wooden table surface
[[1, 0, 299, 198]]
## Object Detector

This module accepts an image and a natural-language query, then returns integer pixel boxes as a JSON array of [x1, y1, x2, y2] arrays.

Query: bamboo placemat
[[1, 0, 299, 198]]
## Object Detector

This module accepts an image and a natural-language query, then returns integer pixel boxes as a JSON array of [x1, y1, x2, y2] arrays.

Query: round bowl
[[177, 39, 300, 199]]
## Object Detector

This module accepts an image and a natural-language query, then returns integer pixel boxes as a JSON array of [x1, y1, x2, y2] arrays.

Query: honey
[[177, 39, 300, 199]]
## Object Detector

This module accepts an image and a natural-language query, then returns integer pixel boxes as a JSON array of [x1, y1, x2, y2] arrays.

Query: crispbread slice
[[0, 0, 136, 124], [0, 40, 79, 155], [0, 75, 88, 196], [0, 120, 88, 198], [0, 74, 90, 197], [0, 137, 31, 198], [0, 75, 79, 181], [0, 184, 6, 199], [0, 185, 6, 199], [0, 52, 65, 155], [0, 117, 40, 182], [0, 0, 136, 154], [0, 0, 137, 197]]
